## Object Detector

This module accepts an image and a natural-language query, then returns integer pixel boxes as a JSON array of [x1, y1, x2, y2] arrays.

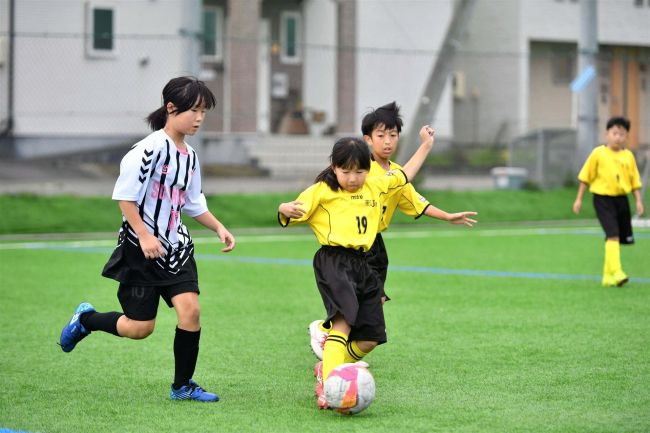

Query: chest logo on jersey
[[350, 194, 376, 207], [161, 164, 169, 174]]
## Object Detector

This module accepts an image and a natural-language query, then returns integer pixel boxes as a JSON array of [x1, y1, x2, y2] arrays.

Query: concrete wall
[[356, 0, 453, 138], [454, 0, 522, 144], [302, 0, 336, 136]]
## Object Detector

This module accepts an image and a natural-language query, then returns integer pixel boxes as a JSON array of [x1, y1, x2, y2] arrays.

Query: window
[[280, 11, 301, 64], [85, 2, 116, 58], [202, 6, 224, 62]]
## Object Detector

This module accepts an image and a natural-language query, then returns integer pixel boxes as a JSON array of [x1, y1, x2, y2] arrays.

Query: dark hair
[[146, 76, 217, 131], [314, 137, 371, 191], [606, 116, 631, 132], [361, 101, 403, 136]]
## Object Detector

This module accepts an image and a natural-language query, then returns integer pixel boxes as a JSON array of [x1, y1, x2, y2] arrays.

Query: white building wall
[[302, 0, 337, 134], [454, 0, 522, 143], [356, 0, 453, 138], [522, 0, 650, 46], [12, 0, 200, 137]]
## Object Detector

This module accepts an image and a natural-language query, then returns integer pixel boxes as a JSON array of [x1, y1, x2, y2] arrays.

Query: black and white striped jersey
[[111, 129, 208, 274]]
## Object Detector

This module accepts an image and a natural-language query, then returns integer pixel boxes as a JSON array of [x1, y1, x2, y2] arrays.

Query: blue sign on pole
[[570, 65, 596, 93]]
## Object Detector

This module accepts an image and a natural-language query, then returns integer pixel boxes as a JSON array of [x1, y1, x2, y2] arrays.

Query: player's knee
[[357, 340, 378, 354], [179, 305, 201, 328], [130, 320, 155, 339], [365, 341, 378, 352]]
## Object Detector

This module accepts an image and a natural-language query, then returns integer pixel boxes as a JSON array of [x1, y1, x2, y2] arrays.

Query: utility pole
[[575, 0, 599, 171]]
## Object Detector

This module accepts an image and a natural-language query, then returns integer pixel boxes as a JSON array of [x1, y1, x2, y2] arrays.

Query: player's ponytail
[[314, 166, 338, 190], [146, 106, 168, 131]]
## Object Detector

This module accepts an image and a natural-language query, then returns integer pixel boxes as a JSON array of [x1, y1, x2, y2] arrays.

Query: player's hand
[[217, 227, 236, 253], [447, 211, 478, 227], [419, 125, 435, 148], [572, 200, 582, 215], [279, 201, 306, 219], [636, 201, 645, 216], [140, 232, 166, 259]]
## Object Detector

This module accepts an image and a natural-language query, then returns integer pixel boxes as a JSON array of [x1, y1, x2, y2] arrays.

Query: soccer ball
[[324, 362, 375, 415]]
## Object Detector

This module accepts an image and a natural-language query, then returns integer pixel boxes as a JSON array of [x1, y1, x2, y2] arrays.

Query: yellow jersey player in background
[[278, 128, 434, 409], [573, 116, 644, 287], [308, 102, 477, 365]]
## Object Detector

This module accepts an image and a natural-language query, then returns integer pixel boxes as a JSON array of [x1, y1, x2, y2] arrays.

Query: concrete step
[[245, 135, 333, 178]]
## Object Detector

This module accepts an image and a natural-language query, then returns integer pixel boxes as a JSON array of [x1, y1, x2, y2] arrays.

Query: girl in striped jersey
[[278, 127, 434, 409], [59, 76, 235, 402]]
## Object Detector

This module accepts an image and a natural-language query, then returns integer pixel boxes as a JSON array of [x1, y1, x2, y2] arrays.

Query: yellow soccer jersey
[[369, 160, 430, 232], [279, 170, 408, 251], [578, 145, 642, 196]]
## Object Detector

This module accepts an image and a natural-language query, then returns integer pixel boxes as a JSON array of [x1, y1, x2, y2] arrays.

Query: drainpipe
[[0, 0, 14, 137]]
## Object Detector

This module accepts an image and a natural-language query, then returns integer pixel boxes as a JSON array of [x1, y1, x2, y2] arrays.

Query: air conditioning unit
[[452, 70, 466, 99]]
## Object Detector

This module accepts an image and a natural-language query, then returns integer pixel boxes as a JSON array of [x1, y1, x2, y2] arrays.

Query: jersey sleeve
[[383, 168, 408, 191], [397, 183, 430, 218], [112, 142, 156, 201], [278, 183, 321, 227], [577, 148, 597, 184], [182, 152, 209, 218]]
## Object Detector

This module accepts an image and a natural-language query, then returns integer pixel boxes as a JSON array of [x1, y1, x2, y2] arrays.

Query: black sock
[[80, 311, 123, 336], [172, 327, 201, 390]]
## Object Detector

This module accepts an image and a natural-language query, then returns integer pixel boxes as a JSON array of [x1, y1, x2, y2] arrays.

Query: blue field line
[[193, 253, 650, 284], [0, 429, 40, 433]]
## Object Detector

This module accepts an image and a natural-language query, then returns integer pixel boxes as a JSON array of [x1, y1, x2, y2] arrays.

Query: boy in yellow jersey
[[573, 116, 644, 286], [308, 102, 477, 363], [278, 129, 434, 409]]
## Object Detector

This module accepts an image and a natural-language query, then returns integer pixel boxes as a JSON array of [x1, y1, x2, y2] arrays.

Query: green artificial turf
[[1, 225, 648, 432]]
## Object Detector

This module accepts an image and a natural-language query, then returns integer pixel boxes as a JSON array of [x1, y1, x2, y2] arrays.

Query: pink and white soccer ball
[[324, 362, 376, 414]]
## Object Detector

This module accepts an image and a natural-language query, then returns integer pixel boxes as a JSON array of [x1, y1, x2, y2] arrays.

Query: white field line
[[0, 226, 615, 251]]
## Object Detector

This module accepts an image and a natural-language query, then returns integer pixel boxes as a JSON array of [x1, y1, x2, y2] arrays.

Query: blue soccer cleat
[[170, 379, 220, 402], [59, 302, 95, 353]]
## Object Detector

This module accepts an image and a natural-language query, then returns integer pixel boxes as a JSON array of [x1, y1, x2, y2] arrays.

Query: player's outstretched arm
[[422, 205, 478, 227], [194, 211, 236, 252], [401, 125, 434, 181], [444, 211, 478, 227]]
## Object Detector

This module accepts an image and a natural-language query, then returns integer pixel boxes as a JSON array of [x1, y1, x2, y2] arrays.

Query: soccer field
[[1, 224, 649, 433]]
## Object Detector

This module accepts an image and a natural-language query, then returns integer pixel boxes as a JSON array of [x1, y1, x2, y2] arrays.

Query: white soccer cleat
[[308, 320, 328, 360]]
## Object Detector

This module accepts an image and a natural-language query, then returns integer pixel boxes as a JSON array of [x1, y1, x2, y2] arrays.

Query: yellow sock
[[604, 240, 621, 275], [320, 321, 331, 333], [322, 330, 348, 380], [343, 340, 368, 363]]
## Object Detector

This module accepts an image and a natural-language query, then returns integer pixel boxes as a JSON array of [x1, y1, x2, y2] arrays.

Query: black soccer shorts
[[593, 194, 634, 244], [117, 281, 200, 321], [313, 245, 387, 344]]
